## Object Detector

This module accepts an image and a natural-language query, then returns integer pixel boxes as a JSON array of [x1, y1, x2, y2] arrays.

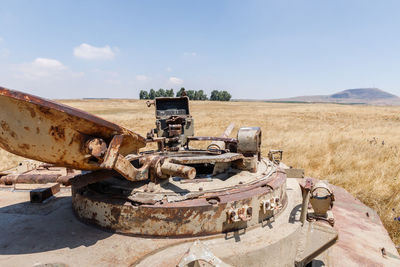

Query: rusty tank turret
[[0, 86, 399, 267]]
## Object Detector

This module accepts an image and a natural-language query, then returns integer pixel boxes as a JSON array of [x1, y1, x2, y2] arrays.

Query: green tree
[[223, 91, 232, 101], [218, 91, 231, 101], [139, 90, 149, 99], [197, 90, 208, 100], [176, 87, 186, 97], [156, 88, 166, 97], [210, 90, 219, 101], [166, 89, 174, 97], [149, 89, 156, 99], [186, 90, 195, 100], [194, 91, 199, 100]]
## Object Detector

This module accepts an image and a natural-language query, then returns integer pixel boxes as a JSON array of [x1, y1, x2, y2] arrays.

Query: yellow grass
[[0, 99, 399, 249]]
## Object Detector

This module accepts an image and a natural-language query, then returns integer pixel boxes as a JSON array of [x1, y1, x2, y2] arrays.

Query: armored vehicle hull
[[0, 87, 399, 266]]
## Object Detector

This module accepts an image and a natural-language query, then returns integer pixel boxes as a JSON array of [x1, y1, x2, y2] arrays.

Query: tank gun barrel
[[160, 160, 196, 179]]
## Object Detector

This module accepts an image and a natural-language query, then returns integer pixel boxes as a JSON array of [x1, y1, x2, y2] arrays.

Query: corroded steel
[[1, 178, 399, 266], [300, 178, 313, 224], [30, 183, 60, 203], [169, 152, 243, 164], [101, 135, 124, 169], [0, 87, 146, 170], [237, 127, 261, 155], [1, 88, 398, 266], [70, 169, 117, 188], [160, 160, 196, 179], [147, 96, 194, 148], [1, 173, 60, 185], [187, 136, 237, 144], [0, 165, 81, 185], [72, 167, 287, 236], [207, 122, 235, 151]]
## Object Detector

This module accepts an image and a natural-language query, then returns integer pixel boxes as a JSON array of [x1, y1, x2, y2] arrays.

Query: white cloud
[[14, 57, 82, 80], [34, 58, 65, 69], [73, 43, 116, 60], [183, 52, 197, 57], [136, 74, 148, 81], [169, 77, 183, 85]]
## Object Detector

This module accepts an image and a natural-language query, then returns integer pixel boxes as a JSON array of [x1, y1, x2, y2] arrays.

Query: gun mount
[[0, 86, 398, 267], [146, 97, 194, 149]]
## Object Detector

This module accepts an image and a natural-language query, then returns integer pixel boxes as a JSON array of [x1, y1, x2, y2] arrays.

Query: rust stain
[[71, 169, 286, 237], [24, 126, 30, 131], [0, 135, 14, 152], [1, 120, 17, 138], [1, 121, 10, 132], [49, 125, 65, 141], [38, 106, 52, 116], [0, 86, 146, 144], [111, 207, 121, 222], [18, 144, 30, 150], [26, 106, 36, 118]]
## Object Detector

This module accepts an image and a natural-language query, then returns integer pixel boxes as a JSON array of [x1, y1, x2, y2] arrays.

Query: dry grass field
[[0, 99, 399, 250]]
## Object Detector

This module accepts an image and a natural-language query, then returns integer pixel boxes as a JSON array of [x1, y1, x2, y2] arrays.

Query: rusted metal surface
[[147, 97, 193, 148], [131, 178, 336, 267], [160, 160, 196, 179], [0, 166, 81, 185], [0, 177, 388, 266], [207, 123, 236, 152], [227, 205, 252, 223], [1, 90, 398, 266], [0, 86, 146, 171], [329, 183, 400, 266], [187, 136, 237, 143], [86, 138, 107, 158], [1, 177, 397, 266], [30, 183, 60, 203], [169, 152, 243, 165], [72, 168, 287, 236], [309, 181, 334, 217], [235, 155, 258, 172], [101, 135, 124, 169], [296, 177, 400, 266], [70, 170, 118, 188], [0, 173, 60, 185], [268, 149, 283, 164], [237, 127, 261, 156], [300, 178, 313, 224]]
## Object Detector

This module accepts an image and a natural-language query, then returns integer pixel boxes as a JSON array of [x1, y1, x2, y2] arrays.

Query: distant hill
[[268, 88, 400, 105]]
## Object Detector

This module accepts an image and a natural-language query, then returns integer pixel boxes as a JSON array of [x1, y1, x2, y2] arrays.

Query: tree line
[[139, 88, 231, 101]]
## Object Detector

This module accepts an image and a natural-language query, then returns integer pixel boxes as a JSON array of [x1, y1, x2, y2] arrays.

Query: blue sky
[[1, 0, 400, 99]]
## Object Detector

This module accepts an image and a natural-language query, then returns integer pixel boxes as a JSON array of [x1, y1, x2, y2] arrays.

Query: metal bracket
[[260, 197, 281, 213], [227, 205, 253, 223], [88, 135, 149, 181], [268, 150, 283, 164], [101, 135, 124, 169]]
